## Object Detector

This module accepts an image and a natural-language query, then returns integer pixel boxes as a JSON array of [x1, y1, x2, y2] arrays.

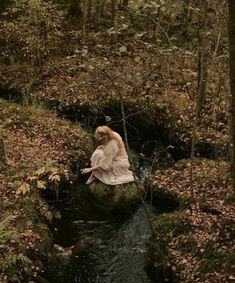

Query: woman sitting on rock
[[80, 126, 134, 185]]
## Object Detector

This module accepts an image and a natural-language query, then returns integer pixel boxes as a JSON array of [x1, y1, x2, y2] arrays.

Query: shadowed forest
[[0, 0, 234, 282]]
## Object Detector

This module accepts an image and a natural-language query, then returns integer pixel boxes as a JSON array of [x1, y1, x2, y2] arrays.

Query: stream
[[42, 184, 159, 283], [41, 135, 173, 283]]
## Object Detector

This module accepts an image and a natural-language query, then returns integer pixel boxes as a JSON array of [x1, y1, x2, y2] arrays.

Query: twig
[[126, 7, 174, 47], [97, 67, 132, 162]]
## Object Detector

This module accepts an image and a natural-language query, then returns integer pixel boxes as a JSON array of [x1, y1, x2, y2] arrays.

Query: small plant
[[0, 216, 32, 283], [15, 161, 69, 222], [0, 216, 17, 244], [16, 161, 69, 198]]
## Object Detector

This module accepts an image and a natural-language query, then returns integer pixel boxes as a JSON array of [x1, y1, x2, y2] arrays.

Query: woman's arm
[[80, 139, 119, 174], [80, 165, 99, 175], [96, 139, 119, 171]]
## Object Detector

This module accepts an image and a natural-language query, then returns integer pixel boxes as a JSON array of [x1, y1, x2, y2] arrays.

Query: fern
[[0, 250, 32, 282], [0, 216, 32, 282], [0, 216, 17, 244], [16, 253, 32, 264], [0, 216, 12, 230]]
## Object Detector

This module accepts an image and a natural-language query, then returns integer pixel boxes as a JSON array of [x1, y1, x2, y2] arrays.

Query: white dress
[[88, 134, 134, 185]]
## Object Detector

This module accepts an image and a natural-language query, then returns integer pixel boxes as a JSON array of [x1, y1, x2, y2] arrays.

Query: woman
[[80, 126, 134, 185]]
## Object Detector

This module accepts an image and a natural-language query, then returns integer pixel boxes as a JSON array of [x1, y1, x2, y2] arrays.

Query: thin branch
[[126, 7, 174, 47], [97, 67, 131, 163]]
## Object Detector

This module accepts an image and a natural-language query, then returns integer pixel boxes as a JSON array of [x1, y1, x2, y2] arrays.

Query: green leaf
[[53, 211, 61, 220], [119, 46, 127, 53], [16, 183, 31, 195], [49, 174, 60, 182], [134, 56, 141, 62], [105, 116, 112, 122], [37, 181, 46, 189], [45, 211, 53, 222], [35, 167, 46, 176]]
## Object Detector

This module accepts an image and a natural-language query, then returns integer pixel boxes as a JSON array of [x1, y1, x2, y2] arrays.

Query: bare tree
[[81, 0, 87, 42], [69, 0, 83, 18], [0, 131, 7, 165], [122, 0, 128, 8], [197, 0, 209, 117], [95, 0, 102, 25], [111, 0, 118, 44], [87, 0, 92, 22], [228, 0, 235, 195]]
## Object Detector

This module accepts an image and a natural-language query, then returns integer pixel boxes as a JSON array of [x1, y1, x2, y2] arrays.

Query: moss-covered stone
[[88, 180, 144, 210], [151, 187, 181, 211], [146, 212, 191, 282], [144, 177, 184, 212], [72, 238, 92, 255]]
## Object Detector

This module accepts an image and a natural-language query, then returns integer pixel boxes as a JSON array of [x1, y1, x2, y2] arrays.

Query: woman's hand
[[80, 168, 92, 174]]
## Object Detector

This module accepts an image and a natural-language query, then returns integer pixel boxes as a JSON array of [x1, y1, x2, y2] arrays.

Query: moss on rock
[[88, 180, 144, 210], [146, 212, 191, 282]]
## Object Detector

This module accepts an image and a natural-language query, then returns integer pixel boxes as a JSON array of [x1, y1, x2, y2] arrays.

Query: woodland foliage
[[0, 0, 234, 282]]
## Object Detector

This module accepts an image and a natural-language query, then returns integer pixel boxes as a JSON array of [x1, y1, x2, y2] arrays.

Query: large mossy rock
[[88, 180, 144, 210]]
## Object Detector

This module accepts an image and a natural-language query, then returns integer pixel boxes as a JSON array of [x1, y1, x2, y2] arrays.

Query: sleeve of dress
[[97, 139, 119, 171]]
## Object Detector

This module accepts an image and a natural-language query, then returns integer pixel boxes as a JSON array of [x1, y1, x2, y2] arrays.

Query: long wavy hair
[[95, 126, 124, 151]]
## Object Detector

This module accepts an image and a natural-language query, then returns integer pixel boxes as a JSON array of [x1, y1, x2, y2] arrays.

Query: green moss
[[0, 215, 33, 283], [155, 211, 191, 238], [146, 212, 191, 281], [219, 218, 235, 240], [151, 187, 180, 212], [15, 194, 53, 253], [176, 234, 198, 254], [33, 223, 53, 254], [145, 177, 184, 212], [198, 251, 235, 275], [88, 180, 144, 210]]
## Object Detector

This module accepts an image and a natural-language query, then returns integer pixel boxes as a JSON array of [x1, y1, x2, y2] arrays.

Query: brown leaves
[[0, 99, 93, 171], [0, 99, 93, 281], [150, 158, 235, 282]]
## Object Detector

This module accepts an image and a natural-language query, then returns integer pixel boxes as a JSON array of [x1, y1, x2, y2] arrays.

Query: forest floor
[[148, 158, 235, 283], [0, 99, 93, 282]]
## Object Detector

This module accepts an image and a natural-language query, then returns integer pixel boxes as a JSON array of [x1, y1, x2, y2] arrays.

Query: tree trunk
[[146, 10, 151, 38], [69, 0, 83, 19], [0, 135, 7, 165], [81, 0, 87, 42], [100, 0, 105, 18], [152, 9, 161, 41], [183, 0, 192, 24], [122, 0, 128, 7], [95, 0, 101, 25], [111, 0, 118, 44], [228, 0, 235, 195], [0, 0, 11, 13], [197, 0, 208, 118], [87, 0, 92, 22]]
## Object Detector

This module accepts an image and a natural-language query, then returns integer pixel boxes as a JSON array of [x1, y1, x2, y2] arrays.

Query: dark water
[[43, 187, 157, 283]]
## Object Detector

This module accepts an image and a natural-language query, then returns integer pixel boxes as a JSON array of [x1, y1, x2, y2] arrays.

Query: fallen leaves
[[0, 99, 93, 282], [149, 158, 235, 283]]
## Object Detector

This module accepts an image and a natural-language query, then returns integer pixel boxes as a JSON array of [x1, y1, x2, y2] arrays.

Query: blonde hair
[[95, 126, 124, 151]]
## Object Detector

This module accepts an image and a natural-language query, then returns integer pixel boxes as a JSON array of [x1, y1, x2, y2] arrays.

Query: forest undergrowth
[[0, 0, 234, 282]]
